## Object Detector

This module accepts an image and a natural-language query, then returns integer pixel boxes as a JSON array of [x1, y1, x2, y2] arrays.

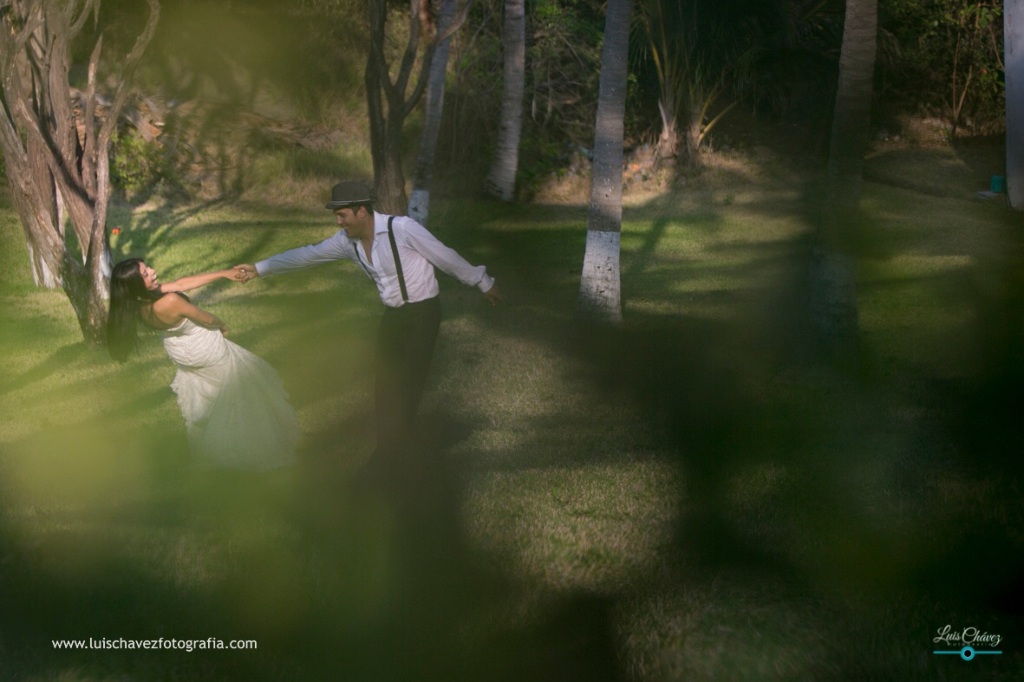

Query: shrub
[[110, 128, 163, 202]]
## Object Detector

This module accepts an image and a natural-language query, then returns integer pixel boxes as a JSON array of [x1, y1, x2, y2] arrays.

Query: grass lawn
[[1, 140, 1023, 681]]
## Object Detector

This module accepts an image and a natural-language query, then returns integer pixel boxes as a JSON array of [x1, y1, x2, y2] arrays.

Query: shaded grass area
[[2, 145, 1024, 680]]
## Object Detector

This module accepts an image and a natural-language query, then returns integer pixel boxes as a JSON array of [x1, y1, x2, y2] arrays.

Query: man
[[237, 180, 501, 461]]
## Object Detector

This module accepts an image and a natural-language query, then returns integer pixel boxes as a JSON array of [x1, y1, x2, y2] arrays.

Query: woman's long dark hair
[[107, 258, 163, 362]]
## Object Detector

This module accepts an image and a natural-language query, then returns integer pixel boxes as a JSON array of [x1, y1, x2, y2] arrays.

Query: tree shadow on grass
[[0, 342, 91, 396], [434, 185, 1024, 676], [319, 431, 628, 682], [550, 304, 1023, 676]]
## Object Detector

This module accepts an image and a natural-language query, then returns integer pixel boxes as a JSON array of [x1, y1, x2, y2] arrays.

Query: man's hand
[[227, 266, 249, 282], [235, 264, 259, 283], [483, 284, 503, 306]]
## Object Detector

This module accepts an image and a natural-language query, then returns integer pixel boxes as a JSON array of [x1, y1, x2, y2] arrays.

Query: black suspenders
[[353, 215, 409, 304], [387, 217, 409, 304]]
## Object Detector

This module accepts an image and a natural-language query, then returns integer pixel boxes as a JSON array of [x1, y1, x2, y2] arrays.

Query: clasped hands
[[227, 264, 258, 283]]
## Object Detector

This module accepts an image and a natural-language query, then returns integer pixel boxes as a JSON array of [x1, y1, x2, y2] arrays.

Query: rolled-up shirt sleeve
[[399, 217, 495, 292], [255, 230, 357, 277]]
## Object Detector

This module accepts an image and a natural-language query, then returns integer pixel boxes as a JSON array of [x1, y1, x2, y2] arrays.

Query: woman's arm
[[151, 293, 230, 335], [157, 267, 245, 294]]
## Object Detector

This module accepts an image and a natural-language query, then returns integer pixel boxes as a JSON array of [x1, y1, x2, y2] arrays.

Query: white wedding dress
[[160, 318, 299, 470]]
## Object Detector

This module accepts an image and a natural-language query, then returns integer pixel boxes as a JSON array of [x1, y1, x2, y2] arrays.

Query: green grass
[[2, 142, 1024, 681]]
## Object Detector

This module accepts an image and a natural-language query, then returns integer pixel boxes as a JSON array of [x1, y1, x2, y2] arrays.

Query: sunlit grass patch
[[859, 256, 980, 371]]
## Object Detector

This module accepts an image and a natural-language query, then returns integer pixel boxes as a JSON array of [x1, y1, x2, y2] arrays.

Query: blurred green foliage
[[110, 129, 165, 202], [16, 0, 1012, 203], [881, 0, 1004, 134]]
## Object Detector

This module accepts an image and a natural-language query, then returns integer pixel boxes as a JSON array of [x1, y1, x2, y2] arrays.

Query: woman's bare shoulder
[[144, 292, 190, 328], [152, 291, 189, 310]]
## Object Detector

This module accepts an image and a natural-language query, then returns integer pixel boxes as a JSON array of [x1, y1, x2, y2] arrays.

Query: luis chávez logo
[[933, 625, 1003, 661]]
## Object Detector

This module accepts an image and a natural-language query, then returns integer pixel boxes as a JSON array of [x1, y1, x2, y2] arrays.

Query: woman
[[108, 258, 298, 470]]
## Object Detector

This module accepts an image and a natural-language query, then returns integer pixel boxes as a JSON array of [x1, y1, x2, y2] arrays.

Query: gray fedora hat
[[325, 181, 374, 209]]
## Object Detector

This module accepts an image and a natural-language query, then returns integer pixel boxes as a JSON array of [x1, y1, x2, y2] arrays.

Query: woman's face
[[138, 262, 160, 291]]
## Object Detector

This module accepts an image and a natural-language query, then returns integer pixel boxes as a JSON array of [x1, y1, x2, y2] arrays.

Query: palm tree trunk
[[655, 98, 680, 160], [1006, 0, 1024, 209], [827, 0, 877, 207], [485, 0, 526, 201], [578, 0, 631, 324], [811, 0, 876, 351]]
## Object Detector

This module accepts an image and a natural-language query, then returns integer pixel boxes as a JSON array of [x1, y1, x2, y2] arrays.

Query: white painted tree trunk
[[579, 230, 622, 323], [1006, 0, 1024, 209], [408, 188, 430, 225], [578, 0, 631, 324]]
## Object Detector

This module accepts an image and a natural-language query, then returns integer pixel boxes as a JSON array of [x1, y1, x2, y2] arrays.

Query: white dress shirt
[[254, 212, 495, 307]]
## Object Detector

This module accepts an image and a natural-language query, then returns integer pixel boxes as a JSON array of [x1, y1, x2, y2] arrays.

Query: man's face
[[335, 207, 368, 239]]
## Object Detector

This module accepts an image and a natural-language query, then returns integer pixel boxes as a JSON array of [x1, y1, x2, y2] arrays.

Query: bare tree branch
[[97, 0, 159, 149], [68, 0, 99, 35]]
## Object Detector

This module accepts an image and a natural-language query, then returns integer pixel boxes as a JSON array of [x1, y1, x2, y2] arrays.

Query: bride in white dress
[[108, 258, 298, 470]]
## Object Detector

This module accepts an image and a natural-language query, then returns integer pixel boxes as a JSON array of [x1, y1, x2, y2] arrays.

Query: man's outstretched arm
[[235, 231, 356, 282]]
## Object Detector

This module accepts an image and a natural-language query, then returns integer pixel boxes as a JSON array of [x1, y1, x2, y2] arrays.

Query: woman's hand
[[227, 266, 249, 283], [234, 264, 259, 283]]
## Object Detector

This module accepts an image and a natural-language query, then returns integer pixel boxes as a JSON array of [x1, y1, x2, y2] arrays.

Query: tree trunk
[[826, 0, 877, 208], [485, 0, 526, 201], [366, 0, 452, 215], [24, 135, 61, 286], [812, 0, 876, 351], [0, 0, 160, 346], [1007, 0, 1024, 209], [655, 98, 679, 160], [377, 100, 410, 215], [683, 100, 703, 166], [807, 247, 859, 348], [578, 0, 631, 324], [366, 0, 400, 213], [409, 0, 457, 225], [6, 159, 63, 289]]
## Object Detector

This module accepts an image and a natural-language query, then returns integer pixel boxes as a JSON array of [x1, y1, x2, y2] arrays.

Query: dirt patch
[[532, 110, 1006, 209]]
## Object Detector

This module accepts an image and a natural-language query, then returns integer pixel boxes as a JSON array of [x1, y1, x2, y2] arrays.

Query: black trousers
[[374, 296, 442, 456]]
